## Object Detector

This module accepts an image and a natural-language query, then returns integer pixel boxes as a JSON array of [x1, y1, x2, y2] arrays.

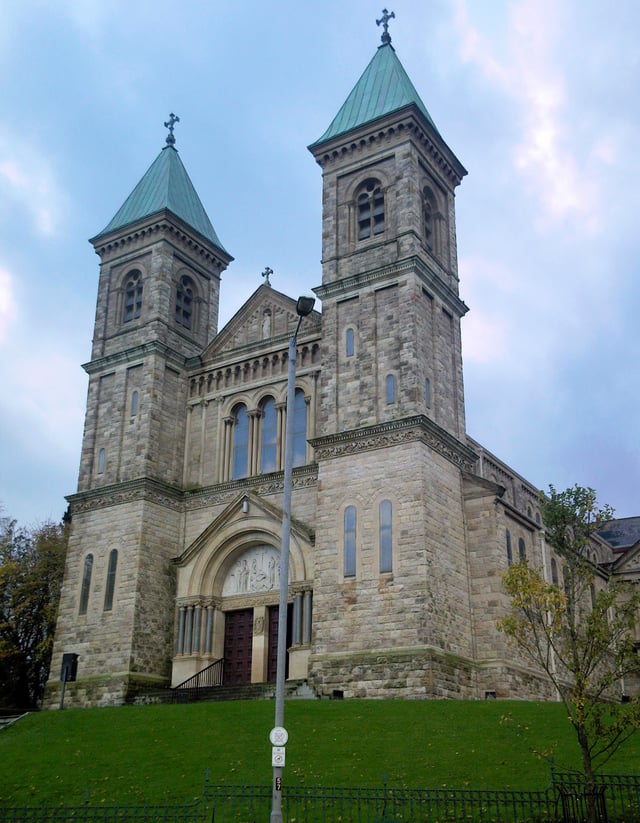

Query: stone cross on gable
[[261, 266, 273, 287], [164, 113, 180, 146], [376, 8, 395, 44]]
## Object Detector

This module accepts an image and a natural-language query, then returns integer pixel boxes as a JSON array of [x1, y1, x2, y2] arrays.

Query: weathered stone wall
[[309, 647, 477, 699], [312, 438, 473, 687], [45, 491, 181, 708]]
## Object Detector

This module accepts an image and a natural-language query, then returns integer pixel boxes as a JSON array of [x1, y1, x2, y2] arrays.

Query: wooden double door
[[223, 606, 291, 685]]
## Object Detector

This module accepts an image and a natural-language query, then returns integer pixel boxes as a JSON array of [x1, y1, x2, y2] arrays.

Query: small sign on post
[[269, 726, 288, 746], [272, 747, 286, 767]]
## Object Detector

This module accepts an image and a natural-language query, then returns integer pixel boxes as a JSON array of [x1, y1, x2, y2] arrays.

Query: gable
[[173, 491, 314, 568], [203, 284, 322, 362]]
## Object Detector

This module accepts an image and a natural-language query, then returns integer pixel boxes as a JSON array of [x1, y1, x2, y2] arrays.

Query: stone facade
[[45, 36, 633, 710]]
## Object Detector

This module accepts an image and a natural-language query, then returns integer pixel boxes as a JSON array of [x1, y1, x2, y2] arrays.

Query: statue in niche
[[262, 310, 272, 339]]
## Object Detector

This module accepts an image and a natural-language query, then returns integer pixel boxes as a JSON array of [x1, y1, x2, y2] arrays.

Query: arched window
[[104, 549, 118, 611], [123, 270, 142, 323], [79, 554, 93, 615], [357, 178, 385, 240], [292, 389, 308, 467], [260, 397, 278, 473], [176, 275, 194, 329], [232, 404, 249, 479], [551, 557, 559, 586], [518, 537, 526, 561], [506, 529, 513, 566], [344, 506, 357, 577], [345, 328, 355, 357], [379, 499, 393, 574], [423, 187, 437, 252], [97, 448, 106, 475], [385, 374, 396, 405], [527, 506, 533, 519], [130, 390, 139, 417]]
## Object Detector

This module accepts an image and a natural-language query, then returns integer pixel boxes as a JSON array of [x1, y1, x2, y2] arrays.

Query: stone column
[[303, 590, 313, 645], [177, 606, 186, 655], [193, 604, 202, 655], [184, 606, 193, 655], [292, 593, 303, 646], [248, 410, 261, 476], [204, 605, 214, 655], [221, 416, 233, 482], [276, 402, 286, 470]]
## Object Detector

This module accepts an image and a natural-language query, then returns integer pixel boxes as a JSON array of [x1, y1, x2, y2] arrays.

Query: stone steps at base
[[129, 679, 317, 706]]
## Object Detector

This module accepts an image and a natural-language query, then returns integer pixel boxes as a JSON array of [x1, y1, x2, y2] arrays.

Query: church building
[[45, 15, 639, 709]]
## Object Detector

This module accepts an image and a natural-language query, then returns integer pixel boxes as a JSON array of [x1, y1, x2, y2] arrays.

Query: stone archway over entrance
[[171, 493, 314, 689]]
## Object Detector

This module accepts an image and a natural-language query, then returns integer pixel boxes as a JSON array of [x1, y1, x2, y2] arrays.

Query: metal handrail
[[171, 658, 224, 692]]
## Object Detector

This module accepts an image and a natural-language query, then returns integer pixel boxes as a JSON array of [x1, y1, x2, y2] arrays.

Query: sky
[[0, 0, 638, 527]]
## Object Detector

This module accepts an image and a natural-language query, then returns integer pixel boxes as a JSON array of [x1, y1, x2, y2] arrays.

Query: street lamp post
[[270, 295, 315, 823]]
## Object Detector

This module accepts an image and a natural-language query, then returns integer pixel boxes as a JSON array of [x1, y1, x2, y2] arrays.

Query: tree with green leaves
[[0, 514, 68, 709], [498, 485, 640, 823]]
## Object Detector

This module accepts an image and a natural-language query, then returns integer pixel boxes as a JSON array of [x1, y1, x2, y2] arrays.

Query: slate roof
[[598, 517, 640, 551], [93, 145, 228, 254], [310, 42, 439, 148]]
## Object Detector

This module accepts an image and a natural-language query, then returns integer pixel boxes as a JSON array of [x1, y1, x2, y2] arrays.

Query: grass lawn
[[1, 699, 640, 806]]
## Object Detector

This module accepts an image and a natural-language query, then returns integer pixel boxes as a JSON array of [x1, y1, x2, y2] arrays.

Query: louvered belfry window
[[176, 275, 194, 329], [357, 179, 384, 240], [123, 270, 142, 323]]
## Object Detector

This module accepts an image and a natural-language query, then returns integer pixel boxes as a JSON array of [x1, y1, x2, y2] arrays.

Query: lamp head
[[296, 295, 316, 317]]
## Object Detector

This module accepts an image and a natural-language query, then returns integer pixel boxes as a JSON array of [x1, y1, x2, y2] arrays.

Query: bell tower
[[46, 118, 233, 707], [309, 18, 468, 440], [81, 116, 232, 491], [308, 16, 480, 698]]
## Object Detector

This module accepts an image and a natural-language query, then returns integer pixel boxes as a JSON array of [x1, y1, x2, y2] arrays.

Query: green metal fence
[[2, 773, 640, 823], [203, 784, 558, 822]]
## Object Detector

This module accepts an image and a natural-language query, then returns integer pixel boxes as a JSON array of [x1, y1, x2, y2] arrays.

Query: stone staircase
[[130, 679, 316, 706]]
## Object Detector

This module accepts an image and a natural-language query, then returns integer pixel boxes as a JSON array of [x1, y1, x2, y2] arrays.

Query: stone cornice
[[91, 210, 233, 269], [67, 466, 319, 515], [310, 416, 477, 471], [183, 465, 318, 511], [82, 340, 189, 375], [67, 477, 184, 514], [313, 256, 468, 318], [310, 107, 467, 187]]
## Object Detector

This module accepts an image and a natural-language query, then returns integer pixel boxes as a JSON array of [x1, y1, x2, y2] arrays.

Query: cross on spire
[[376, 8, 395, 45], [261, 266, 273, 287], [164, 113, 180, 147]]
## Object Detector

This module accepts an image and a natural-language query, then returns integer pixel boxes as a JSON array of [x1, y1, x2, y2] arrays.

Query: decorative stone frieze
[[311, 415, 477, 472], [67, 477, 184, 514]]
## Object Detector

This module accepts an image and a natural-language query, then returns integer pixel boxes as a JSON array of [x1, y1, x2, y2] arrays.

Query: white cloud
[[0, 345, 85, 462], [451, 0, 605, 232], [0, 267, 16, 344], [0, 134, 67, 236]]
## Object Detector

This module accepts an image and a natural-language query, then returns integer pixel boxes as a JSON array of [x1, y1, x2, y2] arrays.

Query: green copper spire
[[310, 12, 439, 148], [94, 115, 228, 254]]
